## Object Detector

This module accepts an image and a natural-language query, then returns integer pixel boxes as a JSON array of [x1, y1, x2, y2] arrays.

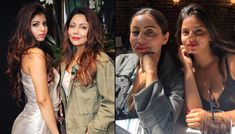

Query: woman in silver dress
[[7, 2, 60, 134]]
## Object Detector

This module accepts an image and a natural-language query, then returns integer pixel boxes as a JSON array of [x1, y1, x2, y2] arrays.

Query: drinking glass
[[202, 110, 232, 134]]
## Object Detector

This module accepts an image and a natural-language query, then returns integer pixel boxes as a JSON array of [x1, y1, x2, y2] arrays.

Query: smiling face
[[129, 14, 169, 57], [30, 13, 48, 42], [68, 14, 89, 47], [181, 15, 211, 54]]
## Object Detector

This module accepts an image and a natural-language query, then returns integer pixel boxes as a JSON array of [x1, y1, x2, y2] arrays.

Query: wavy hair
[[175, 4, 235, 77], [61, 7, 103, 87], [175, 4, 235, 55], [6, 2, 54, 104]]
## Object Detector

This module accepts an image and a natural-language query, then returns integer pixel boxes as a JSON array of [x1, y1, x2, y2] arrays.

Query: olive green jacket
[[60, 52, 115, 134]]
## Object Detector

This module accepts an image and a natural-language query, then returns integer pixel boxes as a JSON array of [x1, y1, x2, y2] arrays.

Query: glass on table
[[202, 110, 232, 134]]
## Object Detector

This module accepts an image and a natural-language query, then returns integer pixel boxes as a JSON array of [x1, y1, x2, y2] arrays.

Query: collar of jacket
[[116, 53, 139, 77]]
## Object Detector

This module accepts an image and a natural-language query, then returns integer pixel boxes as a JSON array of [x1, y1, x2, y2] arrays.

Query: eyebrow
[[31, 20, 46, 23], [144, 26, 156, 29], [31, 21, 40, 23], [70, 22, 88, 26], [182, 26, 206, 31], [183, 24, 205, 28], [194, 25, 206, 28], [131, 25, 156, 29]]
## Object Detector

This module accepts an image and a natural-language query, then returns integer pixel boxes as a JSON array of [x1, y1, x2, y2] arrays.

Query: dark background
[[116, 0, 235, 56], [0, 1, 33, 133]]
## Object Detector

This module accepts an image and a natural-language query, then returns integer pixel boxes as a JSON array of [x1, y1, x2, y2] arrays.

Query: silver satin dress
[[11, 69, 60, 134]]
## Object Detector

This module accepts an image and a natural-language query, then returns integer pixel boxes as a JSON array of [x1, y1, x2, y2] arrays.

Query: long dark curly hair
[[61, 7, 103, 87], [175, 4, 235, 54], [175, 4, 235, 77], [6, 2, 55, 104]]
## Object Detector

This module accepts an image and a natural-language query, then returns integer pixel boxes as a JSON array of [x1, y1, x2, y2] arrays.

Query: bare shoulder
[[21, 48, 46, 74], [227, 54, 235, 80], [27, 47, 45, 57], [23, 48, 45, 60]]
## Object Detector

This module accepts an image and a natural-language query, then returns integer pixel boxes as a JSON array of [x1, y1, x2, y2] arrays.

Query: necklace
[[194, 62, 224, 110]]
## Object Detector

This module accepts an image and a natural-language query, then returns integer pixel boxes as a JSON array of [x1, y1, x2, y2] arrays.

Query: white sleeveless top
[[11, 68, 60, 134]]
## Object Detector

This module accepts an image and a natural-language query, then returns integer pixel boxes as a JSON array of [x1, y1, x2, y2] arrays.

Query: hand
[[85, 128, 90, 134], [178, 45, 193, 71], [141, 51, 160, 73], [141, 52, 159, 87], [186, 108, 210, 129]]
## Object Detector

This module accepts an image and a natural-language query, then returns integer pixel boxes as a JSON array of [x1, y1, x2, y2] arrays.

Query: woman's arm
[[133, 52, 184, 134], [178, 46, 202, 110], [184, 53, 235, 129], [183, 68, 202, 110], [24, 48, 59, 134], [186, 108, 235, 129], [141, 53, 159, 86]]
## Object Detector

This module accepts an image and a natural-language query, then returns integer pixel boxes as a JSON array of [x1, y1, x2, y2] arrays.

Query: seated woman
[[116, 8, 184, 134], [176, 4, 235, 129]]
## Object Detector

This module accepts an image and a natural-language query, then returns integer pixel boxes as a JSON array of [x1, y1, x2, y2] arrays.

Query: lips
[[72, 37, 80, 40], [188, 43, 198, 47], [38, 34, 46, 38], [136, 45, 149, 53], [39, 33, 46, 36]]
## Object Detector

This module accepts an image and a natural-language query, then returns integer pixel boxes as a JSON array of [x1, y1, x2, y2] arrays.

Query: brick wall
[[116, 0, 235, 50]]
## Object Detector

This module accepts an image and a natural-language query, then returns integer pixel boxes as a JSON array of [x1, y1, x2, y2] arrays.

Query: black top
[[201, 58, 235, 111]]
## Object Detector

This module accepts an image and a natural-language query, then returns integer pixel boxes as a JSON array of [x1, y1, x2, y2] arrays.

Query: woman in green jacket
[[60, 7, 114, 134]]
